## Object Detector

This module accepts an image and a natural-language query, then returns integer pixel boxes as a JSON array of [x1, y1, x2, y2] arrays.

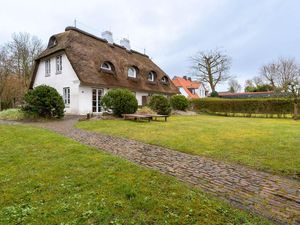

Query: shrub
[[210, 91, 219, 97], [149, 95, 171, 115], [170, 95, 189, 111], [190, 98, 299, 117], [22, 85, 64, 118], [101, 88, 138, 117], [0, 108, 38, 120]]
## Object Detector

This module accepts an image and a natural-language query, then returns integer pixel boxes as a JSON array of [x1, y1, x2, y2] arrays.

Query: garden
[[0, 125, 270, 224]]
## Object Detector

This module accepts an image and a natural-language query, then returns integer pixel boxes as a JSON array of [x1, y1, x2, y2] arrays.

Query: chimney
[[101, 31, 113, 44], [120, 38, 131, 50], [188, 77, 192, 81], [183, 76, 187, 80]]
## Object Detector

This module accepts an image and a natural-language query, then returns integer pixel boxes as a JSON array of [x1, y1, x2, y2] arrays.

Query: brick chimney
[[183, 76, 187, 80], [188, 77, 192, 81]]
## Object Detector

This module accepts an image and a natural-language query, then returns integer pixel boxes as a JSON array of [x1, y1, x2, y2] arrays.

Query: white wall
[[33, 53, 80, 114], [178, 87, 188, 97], [135, 91, 149, 106], [196, 83, 206, 98]]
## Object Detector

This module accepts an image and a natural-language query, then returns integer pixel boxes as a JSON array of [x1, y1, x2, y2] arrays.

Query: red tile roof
[[172, 77, 202, 99]]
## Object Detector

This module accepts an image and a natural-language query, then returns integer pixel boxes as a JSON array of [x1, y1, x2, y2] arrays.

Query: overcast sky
[[1, 0, 300, 91]]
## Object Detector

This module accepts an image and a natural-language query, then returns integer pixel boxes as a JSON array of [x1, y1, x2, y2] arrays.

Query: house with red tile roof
[[172, 76, 206, 99]]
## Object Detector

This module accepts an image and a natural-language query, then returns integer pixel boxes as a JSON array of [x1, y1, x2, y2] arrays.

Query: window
[[147, 71, 156, 82], [128, 67, 137, 78], [92, 89, 103, 113], [161, 76, 169, 83], [47, 36, 57, 48], [63, 87, 70, 106], [45, 59, 51, 76], [100, 62, 112, 71], [56, 55, 62, 74]]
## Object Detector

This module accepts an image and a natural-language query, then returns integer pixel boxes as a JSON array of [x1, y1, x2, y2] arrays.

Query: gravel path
[[2, 117, 300, 224]]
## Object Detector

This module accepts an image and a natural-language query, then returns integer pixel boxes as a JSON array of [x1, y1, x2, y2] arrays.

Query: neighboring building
[[217, 91, 280, 98], [172, 76, 206, 99], [30, 27, 179, 115]]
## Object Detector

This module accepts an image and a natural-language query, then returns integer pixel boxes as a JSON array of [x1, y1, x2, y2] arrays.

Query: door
[[142, 96, 148, 106], [92, 88, 103, 113]]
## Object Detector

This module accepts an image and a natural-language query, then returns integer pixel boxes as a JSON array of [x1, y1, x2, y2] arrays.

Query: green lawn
[[0, 125, 270, 224], [77, 115, 300, 178]]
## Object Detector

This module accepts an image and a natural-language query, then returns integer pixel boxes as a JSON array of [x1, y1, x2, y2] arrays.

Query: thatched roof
[[30, 27, 179, 94]]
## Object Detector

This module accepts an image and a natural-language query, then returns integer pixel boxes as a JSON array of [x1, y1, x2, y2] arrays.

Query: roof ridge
[[65, 26, 149, 58]]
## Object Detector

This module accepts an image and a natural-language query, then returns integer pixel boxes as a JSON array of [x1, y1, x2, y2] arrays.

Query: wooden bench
[[144, 114, 169, 122], [122, 114, 169, 122], [122, 114, 152, 122]]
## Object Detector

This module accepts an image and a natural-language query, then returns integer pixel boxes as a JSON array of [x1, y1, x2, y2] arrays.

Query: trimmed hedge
[[23, 85, 64, 118], [170, 95, 189, 111], [191, 98, 300, 117], [101, 88, 138, 117], [149, 95, 171, 115]]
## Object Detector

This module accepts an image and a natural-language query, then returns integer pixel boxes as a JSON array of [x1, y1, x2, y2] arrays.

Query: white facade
[[33, 53, 158, 115], [196, 83, 206, 98], [178, 84, 206, 98], [179, 87, 188, 98]]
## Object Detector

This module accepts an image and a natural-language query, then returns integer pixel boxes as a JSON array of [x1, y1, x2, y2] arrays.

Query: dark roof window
[[47, 36, 57, 48], [147, 71, 156, 82], [161, 76, 169, 84]]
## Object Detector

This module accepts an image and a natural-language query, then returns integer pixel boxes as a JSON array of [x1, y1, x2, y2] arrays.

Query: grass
[[77, 115, 300, 178], [0, 108, 37, 120], [0, 125, 270, 224]]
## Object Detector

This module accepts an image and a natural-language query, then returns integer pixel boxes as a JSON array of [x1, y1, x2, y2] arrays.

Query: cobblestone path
[[3, 118, 299, 224]]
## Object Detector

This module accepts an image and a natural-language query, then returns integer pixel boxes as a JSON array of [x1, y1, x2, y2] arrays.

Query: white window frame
[[148, 72, 155, 82], [101, 62, 112, 71], [45, 59, 51, 76], [128, 67, 137, 78], [56, 55, 62, 74], [63, 87, 70, 106]]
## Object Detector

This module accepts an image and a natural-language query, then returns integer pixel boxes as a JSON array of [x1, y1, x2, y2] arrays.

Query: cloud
[[1, 0, 300, 91]]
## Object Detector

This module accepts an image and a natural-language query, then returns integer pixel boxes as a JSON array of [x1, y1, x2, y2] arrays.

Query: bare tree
[[260, 62, 279, 88], [191, 49, 231, 92], [287, 79, 300, 120], [277, 57, 299, 91], [5, 32, 43, 87], [0, 47, 9, 111], [260, 57, 299, 91], [228, 78, 241, 93], [0, 32, 43, 110]]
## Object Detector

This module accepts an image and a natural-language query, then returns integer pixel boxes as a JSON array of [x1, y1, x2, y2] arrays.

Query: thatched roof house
[[30, 27, 179, 115]]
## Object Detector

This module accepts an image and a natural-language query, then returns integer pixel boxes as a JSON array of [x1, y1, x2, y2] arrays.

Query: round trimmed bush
[[210, 91, 219, 97], [22, 85, 64, 118], [170, 95, 189, 111], [101, 88, 138, 117], [149, 95, 171, 115]]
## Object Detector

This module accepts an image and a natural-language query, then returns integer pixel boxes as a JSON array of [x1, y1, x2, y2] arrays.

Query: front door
[[92, 88, 103, 113]]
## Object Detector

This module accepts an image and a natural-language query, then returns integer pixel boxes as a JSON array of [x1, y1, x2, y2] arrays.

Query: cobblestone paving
[[3, 118, 299, 224]]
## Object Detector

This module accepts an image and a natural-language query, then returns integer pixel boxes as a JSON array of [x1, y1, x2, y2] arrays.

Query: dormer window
[[47, 36, 57, 48], [128, 66, 137, 78], [100, 61, 115, 74], [161, 76, 169, 84], [101, 62, 112, 71], [148, 71, 156, 82]]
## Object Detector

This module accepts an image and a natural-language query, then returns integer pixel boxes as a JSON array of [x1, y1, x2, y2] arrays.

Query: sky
[[1, 0, 300, 91]]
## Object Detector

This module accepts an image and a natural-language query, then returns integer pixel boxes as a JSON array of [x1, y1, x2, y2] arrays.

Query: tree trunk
[[293, 102, 299, 120]]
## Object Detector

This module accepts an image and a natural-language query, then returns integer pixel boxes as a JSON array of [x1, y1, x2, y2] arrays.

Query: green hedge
[[191, 98, 299, 117]]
